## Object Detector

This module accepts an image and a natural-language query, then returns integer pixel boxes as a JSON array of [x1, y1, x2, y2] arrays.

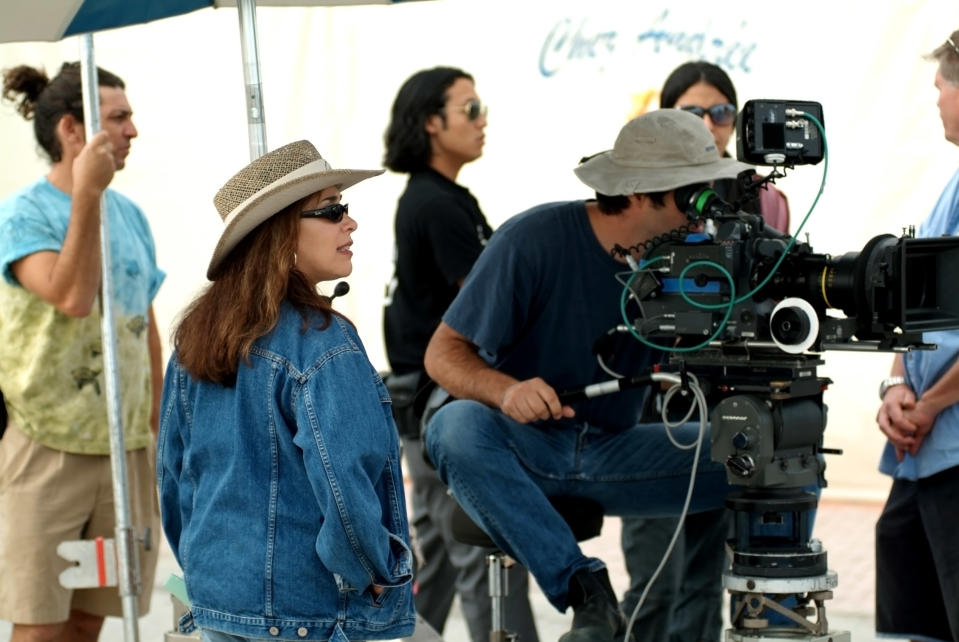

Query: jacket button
[[268, 626, 280, 636], [297, 627, 308, 637]]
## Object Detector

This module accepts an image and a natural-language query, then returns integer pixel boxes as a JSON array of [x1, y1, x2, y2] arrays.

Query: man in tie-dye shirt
[[0, 61, 163, 642]]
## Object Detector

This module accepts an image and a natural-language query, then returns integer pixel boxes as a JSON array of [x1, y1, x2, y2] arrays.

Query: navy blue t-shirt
[[443, 200, 663, 432]]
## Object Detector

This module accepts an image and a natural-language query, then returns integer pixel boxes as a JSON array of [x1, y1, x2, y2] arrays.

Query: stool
[[450, 496, 604, 642]]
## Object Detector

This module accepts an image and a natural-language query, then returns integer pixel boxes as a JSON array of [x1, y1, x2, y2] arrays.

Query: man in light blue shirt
[[875, 29, 959, 642]]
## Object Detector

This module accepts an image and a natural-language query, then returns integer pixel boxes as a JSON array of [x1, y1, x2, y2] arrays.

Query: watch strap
[[879, 376, 907, 400]]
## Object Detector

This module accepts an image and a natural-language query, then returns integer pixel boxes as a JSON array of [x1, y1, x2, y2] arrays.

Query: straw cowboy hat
[[207, 140, 383, 279], [574, 109, 753, 195]]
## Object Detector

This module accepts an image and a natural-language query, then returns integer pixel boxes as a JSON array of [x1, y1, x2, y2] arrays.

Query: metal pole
[[79, 33, 141, 642], [236, 0, 267, 160]]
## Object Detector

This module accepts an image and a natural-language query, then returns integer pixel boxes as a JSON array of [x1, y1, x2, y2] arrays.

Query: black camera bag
[[383, 371, 435, 440]]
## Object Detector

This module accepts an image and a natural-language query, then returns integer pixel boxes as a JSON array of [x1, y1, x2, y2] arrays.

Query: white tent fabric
[[0, 0, 426, 44]]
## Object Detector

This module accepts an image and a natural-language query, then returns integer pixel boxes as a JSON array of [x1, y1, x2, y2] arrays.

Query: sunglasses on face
[[679, 103, 737, 126], [300, 202, 348, 223], [446, 99, 488, 122]]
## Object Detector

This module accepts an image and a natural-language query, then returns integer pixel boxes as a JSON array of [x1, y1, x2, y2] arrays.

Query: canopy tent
[[0, 2, 432, 640]]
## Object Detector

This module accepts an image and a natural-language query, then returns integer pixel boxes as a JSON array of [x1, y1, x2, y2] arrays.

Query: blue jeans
[[402, 436, 539, 642], [423, 400, 731, 611]]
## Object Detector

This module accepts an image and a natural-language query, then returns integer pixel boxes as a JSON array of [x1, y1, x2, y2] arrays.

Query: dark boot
[[558, 567, 626, 642]]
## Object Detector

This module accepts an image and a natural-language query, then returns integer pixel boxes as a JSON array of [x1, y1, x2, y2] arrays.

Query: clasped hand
[[877, 386, 937, 461]]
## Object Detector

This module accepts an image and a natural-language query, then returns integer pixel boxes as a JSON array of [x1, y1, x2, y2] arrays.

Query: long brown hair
[[174, 199, 333, 385]]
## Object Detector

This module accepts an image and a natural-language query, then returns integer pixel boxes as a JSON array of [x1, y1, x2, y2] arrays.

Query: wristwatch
[[878, 376, 907, 400]]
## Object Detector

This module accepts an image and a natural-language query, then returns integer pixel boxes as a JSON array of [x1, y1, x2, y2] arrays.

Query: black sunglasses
[[300, 202, 348, 223], [679, 103, 737, 126], [444, 99, 488, 122]]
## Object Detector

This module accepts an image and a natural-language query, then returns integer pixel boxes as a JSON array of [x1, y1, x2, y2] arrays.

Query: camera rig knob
[[726, 454, 756, 478], [732, 431, 751, 450]]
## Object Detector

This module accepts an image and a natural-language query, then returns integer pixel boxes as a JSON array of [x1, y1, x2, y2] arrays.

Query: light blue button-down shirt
[[879, 168, 959, 480]]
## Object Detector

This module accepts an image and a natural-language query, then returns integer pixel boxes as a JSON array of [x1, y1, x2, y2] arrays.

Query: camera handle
[[556, 373, 653, 404]]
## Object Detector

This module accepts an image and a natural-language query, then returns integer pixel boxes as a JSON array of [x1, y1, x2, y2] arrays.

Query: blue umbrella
[[2, 0, 422, 42], [2, 0, 427, 157]]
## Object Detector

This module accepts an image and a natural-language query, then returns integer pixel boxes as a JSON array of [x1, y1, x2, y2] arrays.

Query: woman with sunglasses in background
[[157, 140, 416, 642], [618, 61, 792, 642], [662, 60, 790, 234]]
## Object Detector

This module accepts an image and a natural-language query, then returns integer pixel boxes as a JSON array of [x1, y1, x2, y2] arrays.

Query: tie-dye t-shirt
[[0, 177, 165, 454]]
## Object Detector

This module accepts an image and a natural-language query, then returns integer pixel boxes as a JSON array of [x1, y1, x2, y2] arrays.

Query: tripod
[[699, 353, 851, 641], [722, 488, 848, 641]]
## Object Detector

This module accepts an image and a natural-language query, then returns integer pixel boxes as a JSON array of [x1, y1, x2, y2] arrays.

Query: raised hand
[[72, 130, 116, 196]]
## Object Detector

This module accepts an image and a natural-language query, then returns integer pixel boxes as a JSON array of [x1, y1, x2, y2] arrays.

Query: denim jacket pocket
[[369, 585, 389, 608], [386, 532, 414, 585], [329, 623, 350, 642], [176, 610, 197, 634], [357, 578, 413, 622]]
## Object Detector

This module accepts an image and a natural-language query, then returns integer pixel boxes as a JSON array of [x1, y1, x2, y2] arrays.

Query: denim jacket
[[157, 304, 415, 641]]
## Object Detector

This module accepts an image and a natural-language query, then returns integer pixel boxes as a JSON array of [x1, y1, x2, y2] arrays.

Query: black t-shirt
[[383, 169, 492, 374]]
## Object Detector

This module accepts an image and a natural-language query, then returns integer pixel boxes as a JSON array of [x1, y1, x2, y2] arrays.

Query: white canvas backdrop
[[1, 0, 957, 497]]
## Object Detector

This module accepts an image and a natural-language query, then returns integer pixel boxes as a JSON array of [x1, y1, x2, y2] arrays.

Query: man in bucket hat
[[421, 109, 752, 642]]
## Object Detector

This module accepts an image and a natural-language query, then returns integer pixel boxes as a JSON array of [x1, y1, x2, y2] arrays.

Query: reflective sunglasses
[[300, 202, 348, 222], [446, 99, 488, 121], [679, 103, 737, 126]]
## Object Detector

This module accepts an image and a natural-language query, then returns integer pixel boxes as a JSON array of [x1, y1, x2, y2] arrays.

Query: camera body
[[632, 99, 959, 362], [621, 99, 959, 637], [629, 102, 959, 498], [631, 220, 959, 356]]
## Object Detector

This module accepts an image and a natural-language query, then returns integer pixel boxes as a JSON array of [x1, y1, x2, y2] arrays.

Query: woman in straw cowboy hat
[[156, 141, 415, 642]]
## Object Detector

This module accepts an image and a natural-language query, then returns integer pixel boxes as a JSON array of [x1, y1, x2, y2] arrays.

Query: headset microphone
[[330, 281, 350, 301]]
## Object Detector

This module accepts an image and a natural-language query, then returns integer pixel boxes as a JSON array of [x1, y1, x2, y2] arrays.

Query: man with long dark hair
[[383, 67, 539, 642]]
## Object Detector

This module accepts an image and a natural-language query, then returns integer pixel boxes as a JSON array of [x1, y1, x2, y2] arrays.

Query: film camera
[[621, 100, 959, 640]]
